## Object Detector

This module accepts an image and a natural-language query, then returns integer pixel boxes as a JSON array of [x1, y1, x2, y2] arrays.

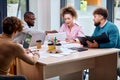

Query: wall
[[51, 0, 60, 30], [29, 0, 60, 32], [65, 0, 107, 36], [29, 0, 106, 35], [87, 0, 101, 5]]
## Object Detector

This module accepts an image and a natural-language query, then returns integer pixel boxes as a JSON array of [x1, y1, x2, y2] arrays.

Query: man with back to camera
[[0, 16, 40, 75], [86, 7, 120, 48], [14, 11, 57, 44]]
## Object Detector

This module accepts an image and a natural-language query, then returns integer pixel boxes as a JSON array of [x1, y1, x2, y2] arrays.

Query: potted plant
[[7, 0, 18, 4], [7, 0, 19, 16]]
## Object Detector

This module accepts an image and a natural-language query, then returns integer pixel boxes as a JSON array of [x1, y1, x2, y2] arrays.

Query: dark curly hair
[[24, 11, 34, 19], [93, 7, 108, 19], [2, 16, 23, 35], [61, 6, 77, 19]]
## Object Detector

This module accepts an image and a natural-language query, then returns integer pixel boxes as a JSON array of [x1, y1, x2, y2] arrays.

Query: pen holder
[[48, 43, 55, 51]]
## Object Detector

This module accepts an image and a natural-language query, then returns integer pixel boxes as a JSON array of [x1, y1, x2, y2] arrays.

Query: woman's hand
[[65, 38, 76, 43]]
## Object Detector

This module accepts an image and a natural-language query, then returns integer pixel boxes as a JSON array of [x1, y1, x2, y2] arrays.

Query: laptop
[[29, 32, 46, 47], [23, 32, 46, 48]]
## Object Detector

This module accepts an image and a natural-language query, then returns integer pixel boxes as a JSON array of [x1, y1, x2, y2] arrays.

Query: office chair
[[118, 68, 120, 77], [0, 75, 27, 80]]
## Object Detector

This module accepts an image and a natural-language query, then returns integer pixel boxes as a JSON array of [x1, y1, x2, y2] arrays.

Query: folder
[[77, 32, 110, 47]]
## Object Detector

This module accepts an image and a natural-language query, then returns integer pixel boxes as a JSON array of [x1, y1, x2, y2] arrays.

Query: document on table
[[46, 32, 66, 41], [39, 51, 64, 58], [60, 48, 77, 55], [38, 48, 76, 58], [49, 54, 64, 57], [39, 51, 50, 59], [62, 43, 82, 48]]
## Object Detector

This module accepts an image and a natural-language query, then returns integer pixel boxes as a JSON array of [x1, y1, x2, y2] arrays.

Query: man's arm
[[99, 27, 119, 48], [14, 43, 39, 65], [22, 21, 44, 35]]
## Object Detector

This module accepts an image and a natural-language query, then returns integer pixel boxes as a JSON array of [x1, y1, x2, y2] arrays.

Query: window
[[7, 0, 28, 19], [64, 0, 106, 35], [114, 0, 120, 30]]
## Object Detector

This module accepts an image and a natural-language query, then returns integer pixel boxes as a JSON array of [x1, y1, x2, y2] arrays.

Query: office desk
[[16, 47, 120, 80]]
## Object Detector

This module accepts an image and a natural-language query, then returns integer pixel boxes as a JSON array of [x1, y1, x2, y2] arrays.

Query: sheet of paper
[[39, 51, 50, 59], [39, 51, 64, 58], [46, 32, 66, 41], [60, 48, 77, 55], [49, 54, 64, 58], [62, 43, 82, 48]]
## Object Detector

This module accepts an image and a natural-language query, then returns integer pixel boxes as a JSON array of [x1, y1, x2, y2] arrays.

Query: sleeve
[[77, 26, 85, 37], [92, 27, 97, 36], [14, 44, 39, 65], [59, 24, 65, 32], [99, 26, 119, 48], [22, 22, 45, 35]]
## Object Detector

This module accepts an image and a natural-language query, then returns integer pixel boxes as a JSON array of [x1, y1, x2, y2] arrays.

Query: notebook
[[77, 32, 110, 47]]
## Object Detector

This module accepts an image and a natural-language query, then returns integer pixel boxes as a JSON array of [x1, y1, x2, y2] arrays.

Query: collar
[[23, 20, 31, 28], [100, 20, 108, 28]]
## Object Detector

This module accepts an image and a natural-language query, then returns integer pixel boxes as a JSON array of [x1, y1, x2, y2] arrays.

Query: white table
[[16, 44, 120, 80]]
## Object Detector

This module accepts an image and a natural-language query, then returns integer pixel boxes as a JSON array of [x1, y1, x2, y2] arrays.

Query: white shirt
[[14, 21, 44, 44], [100, 20, 108, 28]]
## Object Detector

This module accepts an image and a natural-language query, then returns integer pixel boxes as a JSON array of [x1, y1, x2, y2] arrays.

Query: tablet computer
[[69, 47, 88, 52]]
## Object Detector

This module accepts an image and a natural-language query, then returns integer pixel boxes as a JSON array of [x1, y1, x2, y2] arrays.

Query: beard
[[94, 22, 100, 26], [27, 22, 34, 27]]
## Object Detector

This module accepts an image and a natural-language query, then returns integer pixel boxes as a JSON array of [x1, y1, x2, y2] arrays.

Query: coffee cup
[[55, 43, 61, 51], [36, 40, 42, 49]]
